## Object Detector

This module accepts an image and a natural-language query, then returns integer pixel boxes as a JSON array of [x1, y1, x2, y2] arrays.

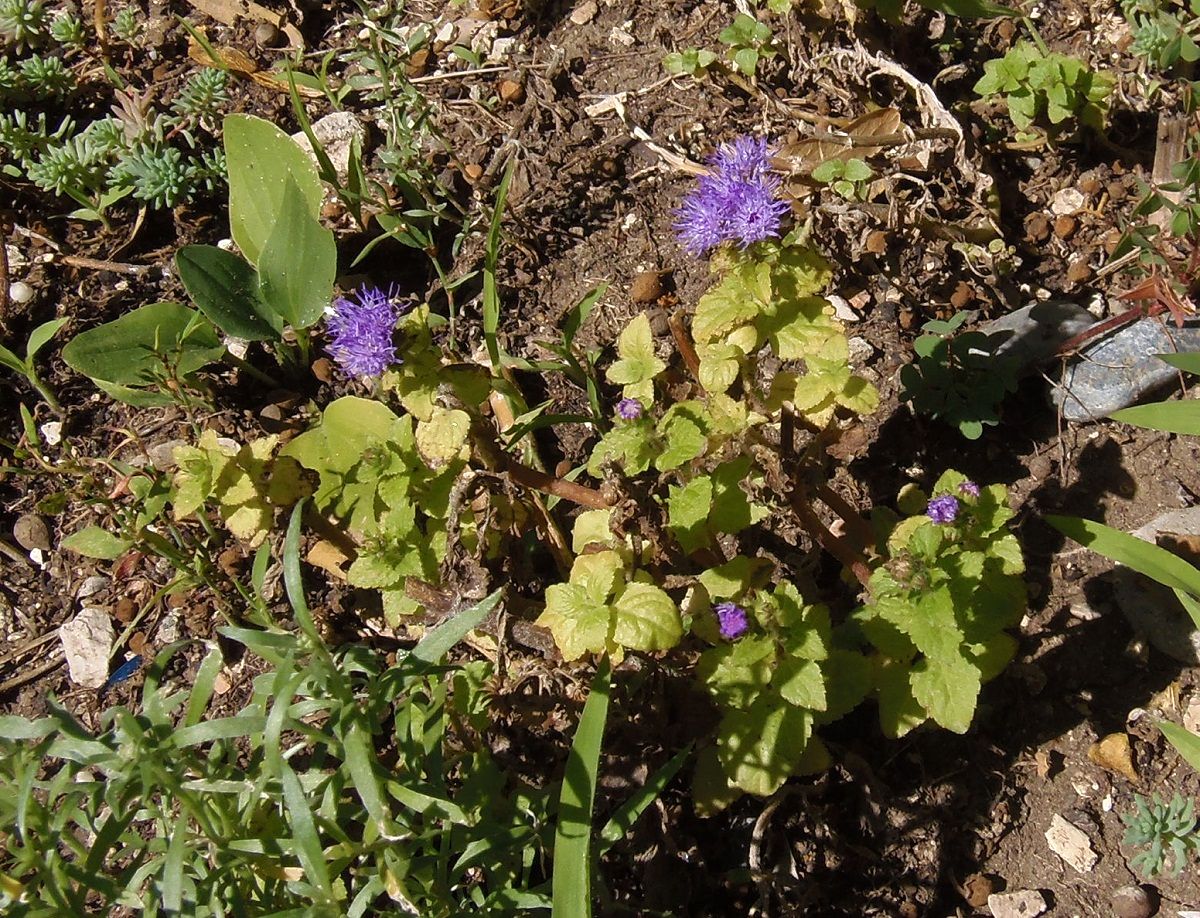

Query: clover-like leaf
[[607, 312, 666, 404], [611, 582, 682, 653], [717, 695, 812, 797], [775, 658, 826, 711], [911, 655, 982, 734]]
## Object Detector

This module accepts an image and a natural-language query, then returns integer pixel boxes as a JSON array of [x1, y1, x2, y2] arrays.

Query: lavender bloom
[[926, 495, 960, 524], [959, 481, 981, 498], [714, 601, 749, 640], [674, 135, 790, 255], [326, 285, 401, 377], [616, 397, 643, 420]]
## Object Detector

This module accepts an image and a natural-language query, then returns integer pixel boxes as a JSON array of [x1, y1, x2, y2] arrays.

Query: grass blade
[[1174, 587, 1200, 630], [284, 500, 326, 653], [482, 157, 516, 371], [410, 589, 502, 665], [1047, 515, 1200, 597], [1111, 401, 1200, 435], [1156, 352, 1200, 375], [1159, 721, 1200, 772], [280, 761, 334, 903], [552, 656, 611, 918], [597, 745, 691, 856]]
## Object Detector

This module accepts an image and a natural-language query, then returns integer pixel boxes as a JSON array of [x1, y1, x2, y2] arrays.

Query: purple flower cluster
[[674, 135, 790, 255], [326, 285, 401, 377], [616, 397, 643, 420], [714, 601, 749, 640], [959, 480, 980, 498], [926, 495, 960, 525]]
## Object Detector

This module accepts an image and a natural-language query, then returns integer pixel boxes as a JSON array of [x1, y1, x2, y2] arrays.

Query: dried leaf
[[306, 540, 349, 580], [771, 137, 852, 176]]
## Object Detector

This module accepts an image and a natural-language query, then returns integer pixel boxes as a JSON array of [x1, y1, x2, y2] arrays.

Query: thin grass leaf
[[410, 589, 502, 666], [263, 655, 302, 778], [280, 761, 335, 903], [1160, 721, 1200, 772], [342, 720, 389, 832], [218, 625, 299, 663], [1157, 352, 1200, 375], [184, 644, 224, 728], [552, 656, 611, 918], [1174, 587, 1200, 630], [1047, 515, 1200, 597], [162, 812, 188, 913], [284, 501, 327, 653], [1111, 401, 1200, 435], [597, 745, 692, 856], [0, 715, 57, 741], [482, 157, 516, 371], [172, 714, 267, 748]]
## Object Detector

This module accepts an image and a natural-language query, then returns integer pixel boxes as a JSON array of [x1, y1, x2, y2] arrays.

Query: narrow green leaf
[[1159, 721, 1200, 773], [172, 714, 267, 747], [597, 745, 691, 855], [162, 813, 188, 912], [552, 657, 611, 918], [284, 501, 325, 649], [1174, 587, 1200, 630], [183, 643, 224, 728], [25, 318, 69, 361], [280, 761, 335, 902], [482, 157, 516, 370], [0, 343, 25, 374], [176, 245, 282, 341], [1156, 352, 1200, 375], [1047, 515, 1200, 597], [343, 721, 389, 830], [256, 176, 337, 331], [411, 589, 502, 664], [1111, 401, 1200, 435]]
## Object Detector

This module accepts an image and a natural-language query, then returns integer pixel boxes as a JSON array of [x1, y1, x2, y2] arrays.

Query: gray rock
[[981, 299, 1095, 371], [1054, 317, 1200, 421], [146, 439, 187, 471], [1111, 507, 1200, 665], [76, 576, 109, 600]]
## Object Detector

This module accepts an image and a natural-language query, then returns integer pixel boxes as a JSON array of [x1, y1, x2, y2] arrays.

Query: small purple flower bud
[[616, 397, 643, 420], [714, 601, 749, 640], [926, 495, 960, 524], [326, 285, 403, 377], [959, 481, 980, 498]]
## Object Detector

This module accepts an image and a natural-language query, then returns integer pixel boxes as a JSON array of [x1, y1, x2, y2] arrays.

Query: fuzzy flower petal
[[959, 481, 980, 498], [674, 134, 787, 255], [714, 601, 749, 640], [926, 495, 960, 524], [326, 285, 402, 377]]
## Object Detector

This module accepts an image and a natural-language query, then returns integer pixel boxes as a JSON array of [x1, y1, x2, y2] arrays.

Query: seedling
[[0, 317, 67, 413]]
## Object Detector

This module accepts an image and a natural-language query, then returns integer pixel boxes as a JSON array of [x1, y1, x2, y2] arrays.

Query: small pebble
[[1107, 180, 1128, 202], [13, 513, 50, 552], [865, 229, 888, 254], [8, 281, 33, 304], [1025, 213, 1052, 243], [311, 357, 334, 383], [962, 872, 996, 907], [253, 21, 282, 47], [570, 0, 598, 24], [950, 280, 975, 310], [77, 576, 109, 600], [39, 421, 62, 446], [1054, 215, 1077, 239], [464, 163, 484, 182], [1066, 259, 1093, 284], [988, 889, 1047, 918], [630, 270, 664, 304], [1112, 885, 1156, 918], [498, 78, 524, 104]]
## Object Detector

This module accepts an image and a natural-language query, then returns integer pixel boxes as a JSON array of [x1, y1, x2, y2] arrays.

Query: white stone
[[8, 281, 33, 304], [157, 612, 181, 644], [830, 295, 859, 322], [1050, 187, 1087, 215], [39, 421, 62, 446], [848, 336, 873, 365], [59, 608, 115, 688], [609, 24, 635, 47], [1045, 814, 1098, 872], [987, 890, 1048, 918], [146, 439, 187, 471], [488, 37, 518, 63], [570, 0, 598, 23], [216, 238, 235, 252]]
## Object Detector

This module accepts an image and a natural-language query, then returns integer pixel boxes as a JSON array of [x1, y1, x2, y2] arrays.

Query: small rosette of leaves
[[691, 571, 871, 812], [282, 396, 467, 622], [851, 470, 1025, 738], [172, 430, 311, 547], [1122, 792, 1200, 877], [691, 244, 878, 425], [535, 549, 682, 663], [973, 41, 1114, 138]]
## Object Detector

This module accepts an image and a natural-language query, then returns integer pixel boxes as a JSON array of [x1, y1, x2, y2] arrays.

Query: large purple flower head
[[674, 135, 790, 256], [714, 601, 749, 640], [326, 285, 402, 377], [926, 495, 960, 525]]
